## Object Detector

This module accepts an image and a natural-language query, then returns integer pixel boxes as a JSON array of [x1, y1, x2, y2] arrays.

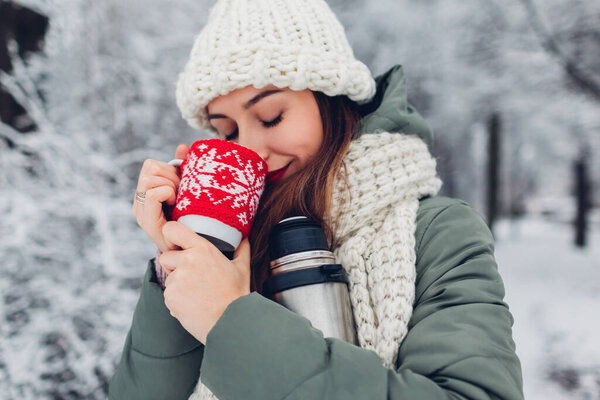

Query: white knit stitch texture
[[188, 132, 442, 399], [175, 0, 376, 132]]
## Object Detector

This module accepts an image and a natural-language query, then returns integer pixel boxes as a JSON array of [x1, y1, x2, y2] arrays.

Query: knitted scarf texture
[[189, 131, 442, 399]]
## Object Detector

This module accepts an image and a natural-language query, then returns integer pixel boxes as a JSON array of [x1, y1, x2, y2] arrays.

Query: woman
[[109, 0, 523, 399]]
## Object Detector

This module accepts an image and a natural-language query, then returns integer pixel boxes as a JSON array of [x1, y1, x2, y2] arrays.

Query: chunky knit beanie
[[175, 0, 376, 132]]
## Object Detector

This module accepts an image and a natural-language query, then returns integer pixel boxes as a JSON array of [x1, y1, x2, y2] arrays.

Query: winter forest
[[1, 0, 599, 399]]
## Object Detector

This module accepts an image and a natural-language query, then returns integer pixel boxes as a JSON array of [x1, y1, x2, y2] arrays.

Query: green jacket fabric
[[109, 65, 523, 400]]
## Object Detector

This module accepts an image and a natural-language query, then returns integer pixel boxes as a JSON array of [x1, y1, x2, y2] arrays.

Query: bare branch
[[519, 0, 600, 102], [0, 119, 27, 146]]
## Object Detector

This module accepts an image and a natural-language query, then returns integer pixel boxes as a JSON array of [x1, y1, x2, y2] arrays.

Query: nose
[[237, 128, 269, 162]]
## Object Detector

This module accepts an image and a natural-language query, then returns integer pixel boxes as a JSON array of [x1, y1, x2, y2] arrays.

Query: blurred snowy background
[[0, 0, 598, 398]]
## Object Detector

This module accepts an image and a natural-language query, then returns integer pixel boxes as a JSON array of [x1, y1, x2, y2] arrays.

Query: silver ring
[[135, 191, 146, 205]]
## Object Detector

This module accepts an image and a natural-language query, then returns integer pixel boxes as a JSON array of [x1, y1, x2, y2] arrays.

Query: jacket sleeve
[[198, 201, 524, 400], [108, 260, 204, 400]]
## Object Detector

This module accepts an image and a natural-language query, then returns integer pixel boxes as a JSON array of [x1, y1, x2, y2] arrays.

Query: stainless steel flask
[[262, 216, 358, 345]]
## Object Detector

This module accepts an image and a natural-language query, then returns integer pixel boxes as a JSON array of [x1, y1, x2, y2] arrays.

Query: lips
[[266, 162, 291, 183]]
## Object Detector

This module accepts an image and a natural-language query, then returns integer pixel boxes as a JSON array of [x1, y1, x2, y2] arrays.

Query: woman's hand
[[158, 221, 252, 344], [133, 143, 189, 253]]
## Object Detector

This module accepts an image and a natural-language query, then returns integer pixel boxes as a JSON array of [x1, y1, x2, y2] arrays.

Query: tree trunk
[[487, 113, 501, 233], [574, 155, 590, 248]]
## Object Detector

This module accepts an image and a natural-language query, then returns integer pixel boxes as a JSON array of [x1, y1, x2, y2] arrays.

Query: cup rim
[[177, 214, 242, 250], [168, 159, 183, 167]]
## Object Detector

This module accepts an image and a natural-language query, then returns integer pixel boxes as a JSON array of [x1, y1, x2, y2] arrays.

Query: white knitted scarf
[[190, 132, 442, 399]]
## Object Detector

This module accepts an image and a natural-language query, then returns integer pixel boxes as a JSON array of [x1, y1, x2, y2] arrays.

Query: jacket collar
[[356, 64, 434, 153]]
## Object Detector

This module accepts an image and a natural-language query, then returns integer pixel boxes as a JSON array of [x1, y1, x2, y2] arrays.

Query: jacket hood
[[356, 64, 434, 152]]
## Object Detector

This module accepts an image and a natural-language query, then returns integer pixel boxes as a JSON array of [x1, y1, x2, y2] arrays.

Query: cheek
[[303, 112, 323, 157], [290, 104, 323, 156], [284, 120, 322, 161]]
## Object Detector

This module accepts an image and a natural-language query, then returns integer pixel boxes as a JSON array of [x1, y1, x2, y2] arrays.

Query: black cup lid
[[268, 216, 329, 260]]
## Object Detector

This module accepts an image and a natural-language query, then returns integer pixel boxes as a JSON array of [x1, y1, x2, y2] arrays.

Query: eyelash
[[224, 113, 283, 141]]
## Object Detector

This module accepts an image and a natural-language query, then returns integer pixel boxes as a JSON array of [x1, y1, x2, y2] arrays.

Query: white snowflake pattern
[[178, 145, 266, 226], [176, 196, 191, 211], [237, 212, 248, 226]]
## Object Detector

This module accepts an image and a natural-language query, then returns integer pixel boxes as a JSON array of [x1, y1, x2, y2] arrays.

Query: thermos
[[262, 216, 358, 345]]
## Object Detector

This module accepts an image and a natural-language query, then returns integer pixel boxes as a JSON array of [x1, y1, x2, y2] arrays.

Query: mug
[[168, 139, 267, 255]]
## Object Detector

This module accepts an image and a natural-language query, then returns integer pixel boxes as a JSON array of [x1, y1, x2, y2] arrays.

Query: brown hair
[[248, 91, 362, 295]]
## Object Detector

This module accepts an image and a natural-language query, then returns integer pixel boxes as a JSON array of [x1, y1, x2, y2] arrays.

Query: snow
[[495, 217, 600, 399]]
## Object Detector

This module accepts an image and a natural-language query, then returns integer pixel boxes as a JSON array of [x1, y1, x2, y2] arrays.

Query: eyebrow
[[207, 89, 284, 120]]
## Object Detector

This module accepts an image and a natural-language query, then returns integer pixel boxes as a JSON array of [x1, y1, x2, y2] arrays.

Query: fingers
[[133, 185, 178, 252], [139, 159, 180, 187], [132, 156, 184, 252], [159, 223, 215, 276], [175, 143, 190, 160], [158, 247, 194, 275], [136, 176, 177, 203], [159, 251, 176, 274], [162, 221, 211, 251], [144, 186, 177, 220]]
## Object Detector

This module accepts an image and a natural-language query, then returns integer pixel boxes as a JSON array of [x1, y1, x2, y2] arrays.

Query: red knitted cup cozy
[[171, 139, 267, 250]]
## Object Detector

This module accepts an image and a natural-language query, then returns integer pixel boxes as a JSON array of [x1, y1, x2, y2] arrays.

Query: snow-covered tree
[[1, 0, 598, 398]]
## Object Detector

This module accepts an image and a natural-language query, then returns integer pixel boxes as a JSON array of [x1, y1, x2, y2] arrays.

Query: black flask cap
[[268, 216, 329, 261]]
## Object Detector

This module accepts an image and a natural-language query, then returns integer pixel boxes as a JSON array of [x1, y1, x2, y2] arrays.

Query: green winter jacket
[[109, 65, 524, 400]]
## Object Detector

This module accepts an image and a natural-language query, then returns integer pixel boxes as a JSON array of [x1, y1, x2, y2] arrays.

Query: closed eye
[[262, 113, 283, 128], [224, 113, 283, 141], [224, 130, 238, 141]]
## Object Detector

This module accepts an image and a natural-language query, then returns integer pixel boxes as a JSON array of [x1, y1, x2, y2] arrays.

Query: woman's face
[[206, 85, 323, 183]]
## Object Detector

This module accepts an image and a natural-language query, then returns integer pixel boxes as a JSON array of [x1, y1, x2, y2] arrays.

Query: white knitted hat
[[175, 0, 376, 132]]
